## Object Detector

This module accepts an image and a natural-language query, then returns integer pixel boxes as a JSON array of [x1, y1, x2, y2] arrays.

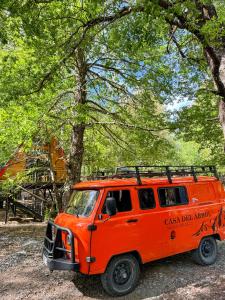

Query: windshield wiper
[[74, 206, 80, 217]]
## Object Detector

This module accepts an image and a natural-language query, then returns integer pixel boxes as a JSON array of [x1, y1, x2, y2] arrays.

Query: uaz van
[[43, 165, 225, 296]]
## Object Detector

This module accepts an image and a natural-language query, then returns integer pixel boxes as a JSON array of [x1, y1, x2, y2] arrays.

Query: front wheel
[[100, 254, 140, 296], [192, 236, 218, 266]]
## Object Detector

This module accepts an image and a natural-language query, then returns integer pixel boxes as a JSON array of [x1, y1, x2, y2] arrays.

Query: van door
[[157, 185, 192, 254], [89, 187, 139, 274], [89, 187, 172, 274], [133, 187, 173, 262]]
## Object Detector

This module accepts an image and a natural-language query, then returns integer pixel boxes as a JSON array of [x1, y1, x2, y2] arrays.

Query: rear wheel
[[100, 254, 140, 296], [192, 236, 218, 265]]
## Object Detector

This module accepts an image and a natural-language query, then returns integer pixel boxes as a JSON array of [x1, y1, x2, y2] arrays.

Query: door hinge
[[88, 224, 97, 231], [87, 224, 97, 231], [86, 256, 96, 263]]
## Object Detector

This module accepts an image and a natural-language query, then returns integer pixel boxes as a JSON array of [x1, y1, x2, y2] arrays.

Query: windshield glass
[[66, 190, 99, 217]]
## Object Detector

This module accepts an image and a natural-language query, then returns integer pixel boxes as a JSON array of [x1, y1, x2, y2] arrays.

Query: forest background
[[0, 0, 225, 194]]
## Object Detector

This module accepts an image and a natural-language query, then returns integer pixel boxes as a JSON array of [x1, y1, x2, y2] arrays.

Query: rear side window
[[103, 190, 132, 213], [190, 183, 216, 203], [158, 186, 188, 207], [138, 189, 155, 210]]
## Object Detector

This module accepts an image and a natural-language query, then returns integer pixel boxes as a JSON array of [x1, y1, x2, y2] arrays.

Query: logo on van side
[[193, 208, 223, 237]]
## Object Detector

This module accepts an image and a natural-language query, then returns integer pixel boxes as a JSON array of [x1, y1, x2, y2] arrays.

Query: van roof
[[72, 176, 218, 190]]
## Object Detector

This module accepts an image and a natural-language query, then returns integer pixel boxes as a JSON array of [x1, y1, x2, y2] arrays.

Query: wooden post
[[12, 203, 16, 217], [4, 198, 9, 224]]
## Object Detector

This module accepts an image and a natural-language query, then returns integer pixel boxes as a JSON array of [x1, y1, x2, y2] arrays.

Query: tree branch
[[88, 69, 131, 96], [86, 121, 170, 132], [23, 4, 145, 94], [87, 99, 118, 116]]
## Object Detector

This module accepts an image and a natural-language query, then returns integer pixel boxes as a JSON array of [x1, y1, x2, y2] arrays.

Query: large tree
[[71, 0, 225, 158], [0, 0, 171, 188], [1, 0, 224, 190], [148, 1, 225, 143]]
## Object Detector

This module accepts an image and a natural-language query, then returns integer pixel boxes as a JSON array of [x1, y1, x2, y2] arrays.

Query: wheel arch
[[211, 233, 221, 241], [197, 234, 221, 246], [105, 250, 143, 271]]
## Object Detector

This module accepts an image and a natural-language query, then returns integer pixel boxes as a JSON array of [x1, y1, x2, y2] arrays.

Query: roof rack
[[84, 165, 219, 185]]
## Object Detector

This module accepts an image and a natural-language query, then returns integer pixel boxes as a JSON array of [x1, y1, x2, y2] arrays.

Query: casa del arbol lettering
[[165, 212, 210, 225]]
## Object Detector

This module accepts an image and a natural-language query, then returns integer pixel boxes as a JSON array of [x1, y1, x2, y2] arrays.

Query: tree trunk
[[219, 100, 225, 144], [204, 46, 225, 142], [67, 47, 87, 186], [68, 124, 85, 183], [218, 52, 225, 142], [189, 3, 225, 147]]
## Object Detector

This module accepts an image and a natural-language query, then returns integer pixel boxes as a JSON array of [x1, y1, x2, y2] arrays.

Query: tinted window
[[103, 190, 132, 213], [158, 187, 188, 207], [138, 189, 155, 210]]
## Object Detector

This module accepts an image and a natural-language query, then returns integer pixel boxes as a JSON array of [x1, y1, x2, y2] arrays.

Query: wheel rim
[[201, 239, 214, 258], [113, 261, 132, 285]]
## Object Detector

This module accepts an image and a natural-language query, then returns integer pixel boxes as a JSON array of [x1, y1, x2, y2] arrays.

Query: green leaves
[[0, 0, 224, 177]]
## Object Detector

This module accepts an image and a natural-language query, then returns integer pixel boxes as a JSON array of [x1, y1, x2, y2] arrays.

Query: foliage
[[0, 1, 174, 172], [0, 0, 225, 182], [175, 85, 225, 164], [0, 170, 29, 194]]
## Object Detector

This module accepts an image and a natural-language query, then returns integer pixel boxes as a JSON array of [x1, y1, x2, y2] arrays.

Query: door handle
[[126, 219, 138, 223]]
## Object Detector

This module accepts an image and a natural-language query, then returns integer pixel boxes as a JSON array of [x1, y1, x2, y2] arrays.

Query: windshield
[[66, 190, 99, 217]]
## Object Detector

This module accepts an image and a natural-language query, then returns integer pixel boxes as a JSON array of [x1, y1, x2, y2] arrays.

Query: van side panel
[[214, 181, 225, 240], [157, 182, 225, 256], [89, 180, 225, 275]]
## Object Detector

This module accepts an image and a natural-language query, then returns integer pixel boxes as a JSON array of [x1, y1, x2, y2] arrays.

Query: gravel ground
[[2, 224, 225, 299]]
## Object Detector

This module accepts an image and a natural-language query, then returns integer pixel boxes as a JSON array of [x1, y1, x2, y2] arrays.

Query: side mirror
[[105, 197, 117, 216]]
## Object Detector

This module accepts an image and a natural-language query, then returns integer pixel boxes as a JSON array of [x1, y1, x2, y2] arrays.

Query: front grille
[[43, 220, 75, 263]]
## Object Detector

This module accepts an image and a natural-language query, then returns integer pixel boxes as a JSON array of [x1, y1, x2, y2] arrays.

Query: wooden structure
[[0, 137, 67, 183], [0, 137, 67, 222]]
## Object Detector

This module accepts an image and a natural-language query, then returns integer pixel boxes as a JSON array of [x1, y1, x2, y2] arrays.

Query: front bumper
[[43, 220, 79, 272], [42, 251, 79, 271]]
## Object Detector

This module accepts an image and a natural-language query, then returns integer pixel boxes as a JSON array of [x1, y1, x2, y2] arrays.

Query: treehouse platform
[[0, 137, 67, 223]]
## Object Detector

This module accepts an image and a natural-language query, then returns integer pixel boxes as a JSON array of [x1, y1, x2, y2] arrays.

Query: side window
[[158, 186, 188, 207], [102, 190, 132, 213], [138, 189, 155, 210], [191, 183, 216, 203]]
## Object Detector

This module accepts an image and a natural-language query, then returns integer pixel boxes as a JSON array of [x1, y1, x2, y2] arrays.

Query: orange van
[[43, 165, 225, 296]]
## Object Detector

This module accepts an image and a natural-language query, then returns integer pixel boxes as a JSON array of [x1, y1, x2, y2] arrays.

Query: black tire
[[192, 236, 218, 266], [100, 254, 140, 296]]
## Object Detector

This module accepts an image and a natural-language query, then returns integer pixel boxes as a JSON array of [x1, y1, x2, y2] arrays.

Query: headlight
[[67, 234, 71, 245], [52, 227, 56, 240]]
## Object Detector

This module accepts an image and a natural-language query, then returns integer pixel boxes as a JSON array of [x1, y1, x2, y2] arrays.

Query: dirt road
[[1, 223, 225, 299]]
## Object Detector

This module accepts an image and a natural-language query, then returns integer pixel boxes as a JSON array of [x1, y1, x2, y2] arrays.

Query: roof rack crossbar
[[135, 166, 142, 185], [166, 166, 172, 184], [191, 166, 198, 182]]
